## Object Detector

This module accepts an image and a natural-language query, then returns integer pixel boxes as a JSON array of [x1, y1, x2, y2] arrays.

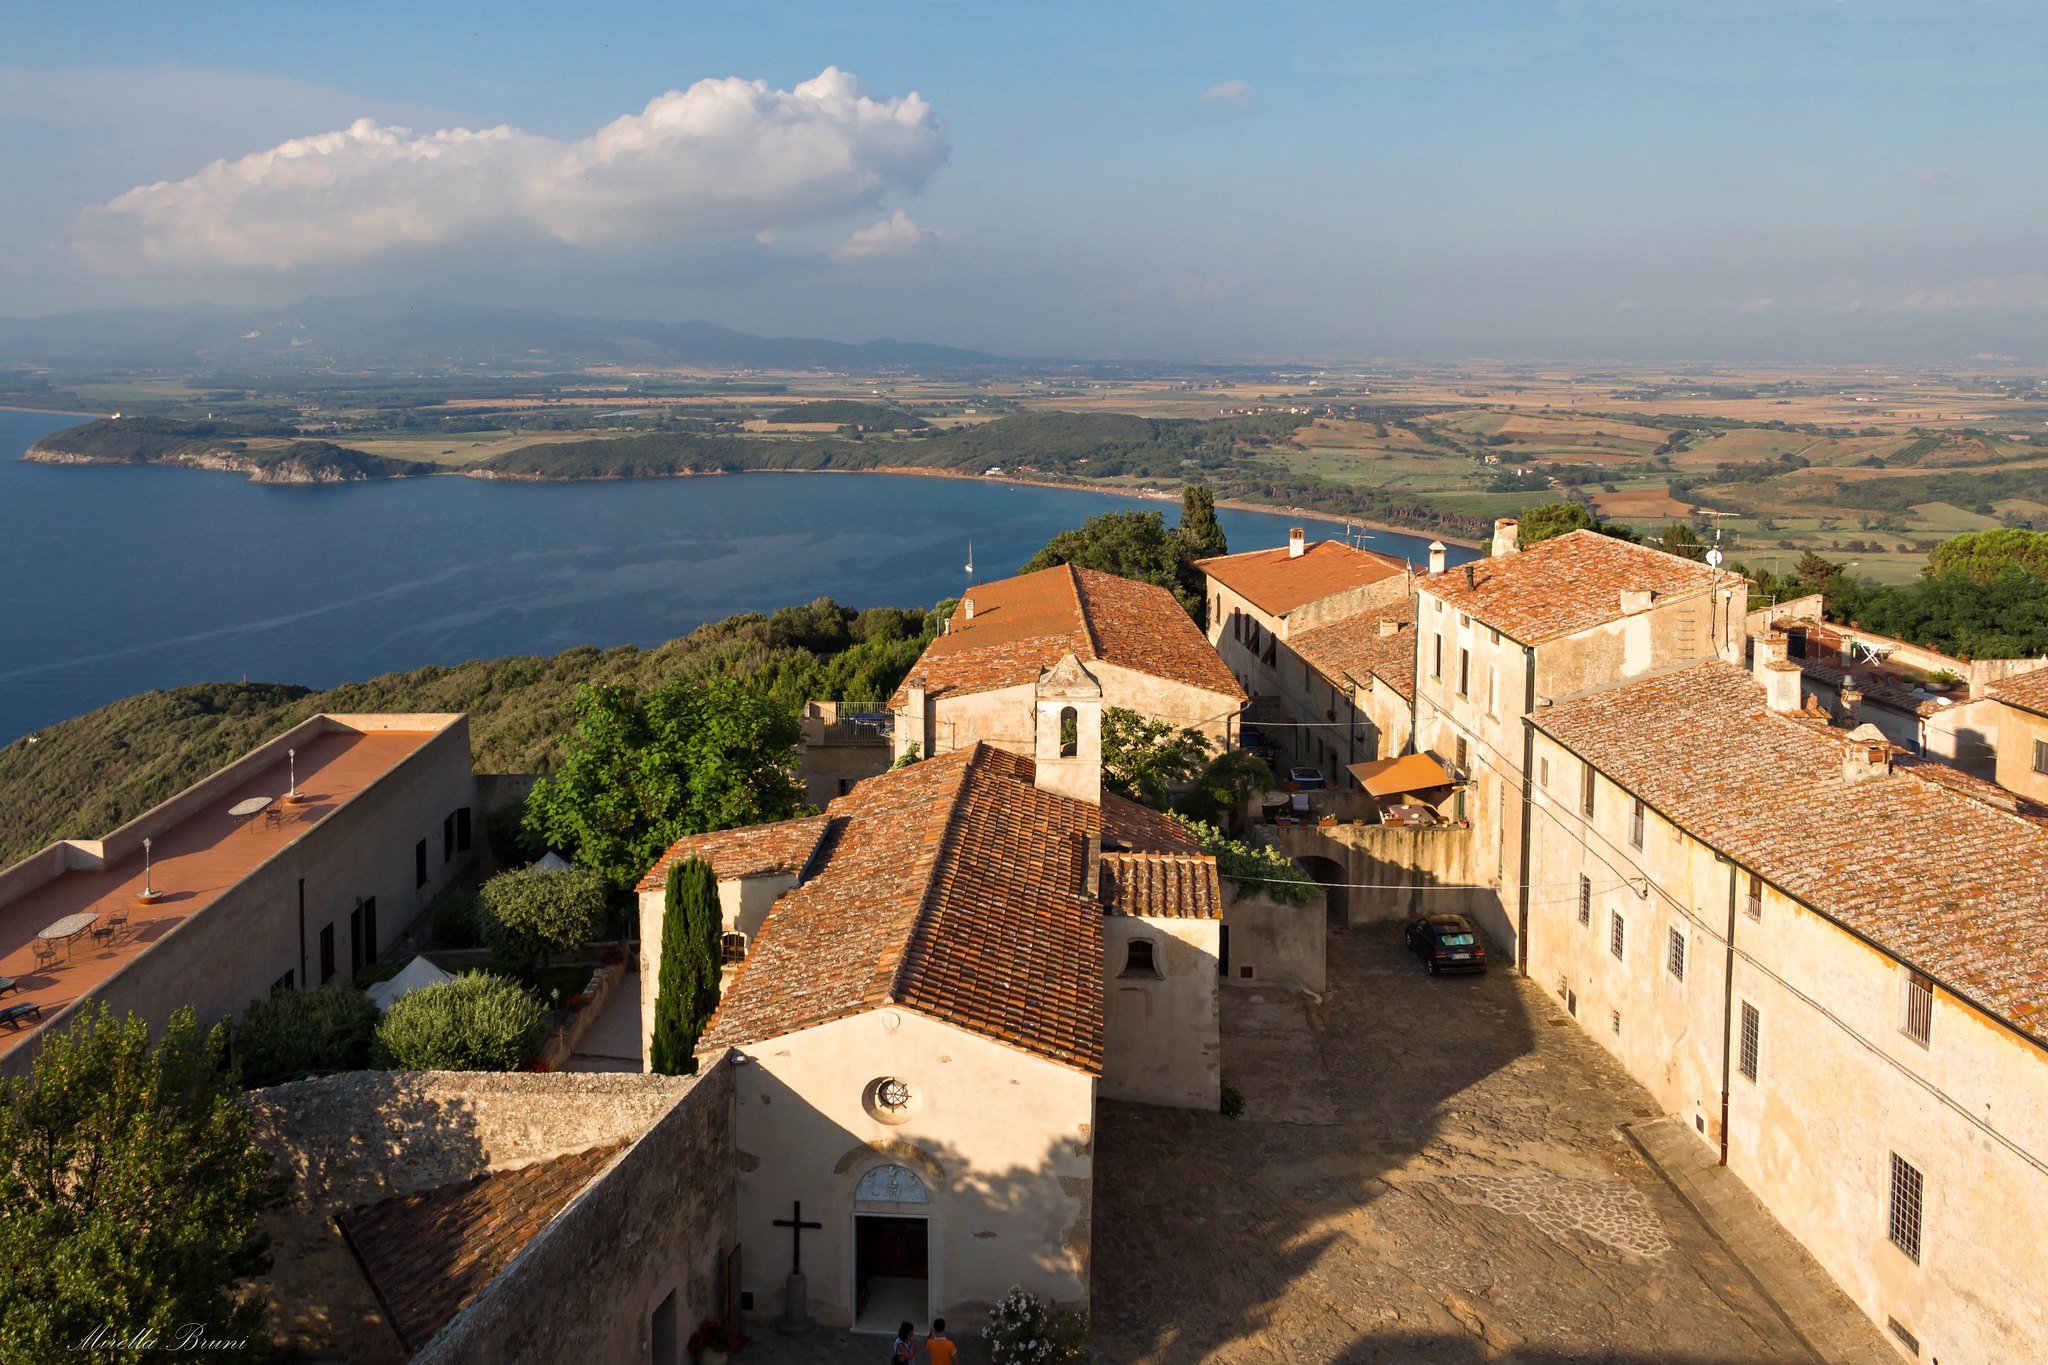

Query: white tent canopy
[[366, 955, 457, 1011], [534, 851, 571, 871]]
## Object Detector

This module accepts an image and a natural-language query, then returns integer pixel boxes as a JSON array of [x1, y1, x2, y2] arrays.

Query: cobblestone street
[[1090, 925, 1827, 1364]]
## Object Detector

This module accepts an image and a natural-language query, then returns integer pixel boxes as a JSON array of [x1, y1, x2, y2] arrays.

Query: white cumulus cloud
[[1199, 80, 1260, 110], [830, 209, 938, 262], [76, 68, 947, 271]]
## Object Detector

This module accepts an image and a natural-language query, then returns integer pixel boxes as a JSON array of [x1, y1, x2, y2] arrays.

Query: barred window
[[1902, 970, 1934, 1047], [721, 932, 748, 964], [1745, 871, 1763, 920], [1609, 910, 1626, 961], [1578, 875, 1592, 926], [1739, 1002, 1760, 1081], [1667, 928, 1686, 981], [1455, 736, 1469, 775], [1888, 1153, 1923, 1263]]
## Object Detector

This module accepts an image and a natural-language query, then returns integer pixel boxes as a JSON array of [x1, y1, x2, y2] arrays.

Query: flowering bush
[[984, 1286, 1088, 1364]]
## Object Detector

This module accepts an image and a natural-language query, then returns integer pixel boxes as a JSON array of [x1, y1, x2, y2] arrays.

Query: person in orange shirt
[[923, 1317, 958, 1365]]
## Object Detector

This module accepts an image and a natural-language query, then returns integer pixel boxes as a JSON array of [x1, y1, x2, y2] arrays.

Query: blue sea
[[0, 407, 1474, 743]]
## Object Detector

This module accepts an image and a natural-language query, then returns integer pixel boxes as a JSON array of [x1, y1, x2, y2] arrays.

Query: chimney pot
[[1288, 527, 1306, 558], [1762, 661, 1803, 713], [1842, 737, 1891, 785], [1837, 680, 1863, 727], [1428, 541, 1447, 576], [1378, 618, 1401, 638], [1492, 517, 1521, 557], [1463, 563, 1476, 590], [963, 596, 975, 621]]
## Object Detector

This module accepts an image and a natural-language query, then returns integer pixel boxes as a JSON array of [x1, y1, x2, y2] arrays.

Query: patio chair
[[0, 1002, 42, 1030], [265, 805, 284, 830], [91, 924, 116, 948], [105, 909, 129, 937], [31, 943, 57, 972]]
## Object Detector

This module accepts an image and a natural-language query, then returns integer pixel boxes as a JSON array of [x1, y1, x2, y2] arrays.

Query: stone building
[[1520, 656, 2048, 1364], [1288, 598, 1420, 769], [638, 671, 1257, 1332], [0, 713, 477, 1078], [798, 699, 892, 804], [1412, 526, 1746, 959], [1199, 528, 1412, 782], [886, 562, 1245, 763], [1988, 667, 2048, 804]]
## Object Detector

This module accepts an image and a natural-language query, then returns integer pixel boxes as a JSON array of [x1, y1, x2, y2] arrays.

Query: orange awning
[[1347, 753, 1453, 798]]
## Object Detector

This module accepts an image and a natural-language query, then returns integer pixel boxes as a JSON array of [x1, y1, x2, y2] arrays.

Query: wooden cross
[[773, 1200, 822, 1275]]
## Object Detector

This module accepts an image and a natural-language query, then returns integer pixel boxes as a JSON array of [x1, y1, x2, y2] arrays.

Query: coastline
[[19, 442, 1486, 549]]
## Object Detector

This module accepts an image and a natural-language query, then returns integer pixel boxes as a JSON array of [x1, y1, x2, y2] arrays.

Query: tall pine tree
[[649, 856, 721, 1076]]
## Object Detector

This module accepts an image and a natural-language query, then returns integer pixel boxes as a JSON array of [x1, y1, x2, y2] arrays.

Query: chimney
[[1619, 588, 1656, 616], [1842, 726, 1892, 785], [902, 674, 931, 759], [1428, 541, 1447, 575], [1836, 680, 1862, 728], [1492, 517, 1521, 557], [963, 596, 976, 621], [1463, 563, 1476, 590], [1378, 618, 1402, 638], [1288, 527, 1306, 559]]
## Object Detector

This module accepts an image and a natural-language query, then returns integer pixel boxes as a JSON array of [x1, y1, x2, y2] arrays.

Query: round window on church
[[862, 1075, 921, 1125]]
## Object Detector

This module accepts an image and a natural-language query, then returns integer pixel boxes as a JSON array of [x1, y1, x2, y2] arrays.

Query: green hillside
[[0, 600, 936, 865]]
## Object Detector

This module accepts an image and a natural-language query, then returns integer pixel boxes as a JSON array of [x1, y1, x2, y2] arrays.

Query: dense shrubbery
[[478, 865, 607, 976], [233, 988, 382, 1088], [370, 974, 548, 1072], [1174, 816, 1319, 905], [764, 400, 928, 429], [431, 887, 484, 948]]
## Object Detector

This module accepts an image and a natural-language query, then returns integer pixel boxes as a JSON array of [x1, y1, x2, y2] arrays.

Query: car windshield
[[1438, 932, 1476, 946]]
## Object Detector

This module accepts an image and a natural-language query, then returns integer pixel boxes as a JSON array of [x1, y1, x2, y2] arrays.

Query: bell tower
[[1034, 652, 1103, 804]]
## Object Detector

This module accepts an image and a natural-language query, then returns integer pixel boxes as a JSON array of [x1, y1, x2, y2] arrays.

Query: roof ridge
[[1065, 562, 1103, 660]]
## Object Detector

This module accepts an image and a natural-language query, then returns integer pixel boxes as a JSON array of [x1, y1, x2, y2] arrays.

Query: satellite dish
[[1705, 548, 1724, 568]]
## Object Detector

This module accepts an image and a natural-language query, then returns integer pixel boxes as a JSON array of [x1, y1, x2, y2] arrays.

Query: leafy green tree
[[1656, 522, 1708, 561], [1795, 550, 1847, 592], [1102, 707, 1213, 808], [1175, 484, 1229, 559], [234, 988, 381, 1088], [370, 974, 547, 1072], [479, 864, 608, 978], [524, 675, 807, 890], [1173, 816, 1318, 905], [1020, 509, 1209, 623], [1174, 749, 1275, 827], [1517, 501, 1600, 544], [1925, 528, 2048, 581], [0, 1005, 287, 1361], [650, 856, 720, 1076]]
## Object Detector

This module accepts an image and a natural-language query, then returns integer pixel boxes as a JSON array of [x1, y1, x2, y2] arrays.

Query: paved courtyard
[[1089, 926, 1828, 1364]]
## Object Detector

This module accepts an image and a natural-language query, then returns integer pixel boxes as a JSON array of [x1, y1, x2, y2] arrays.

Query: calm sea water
[[0, 407, 1474, 743]]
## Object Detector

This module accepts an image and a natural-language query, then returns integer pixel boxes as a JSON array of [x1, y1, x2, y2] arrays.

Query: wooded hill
[[0, 600, 937, 866]]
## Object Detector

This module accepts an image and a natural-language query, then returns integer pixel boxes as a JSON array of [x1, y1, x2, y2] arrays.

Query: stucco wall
[[1221, 888, 1326, 994], [1992, 698, 2048, 803], [1102, 915, 1220, 1108], [415, 1065, 737, 1365], [1261, 821, 1483, 928], [908, 667, 1238, 766], [2, 721, 476, 1080], [731, 1010, 1097, 1326], [637, 873, 795, 1063], [1207, 580, 1376, 781], [1523, 726, 2048, 1363]]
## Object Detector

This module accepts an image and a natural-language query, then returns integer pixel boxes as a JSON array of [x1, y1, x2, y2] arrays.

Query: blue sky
[[5, 1, 2044, 360]]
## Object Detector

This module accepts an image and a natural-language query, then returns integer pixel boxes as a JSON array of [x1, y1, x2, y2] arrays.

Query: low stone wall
[[416, 1060, 737, 1365]]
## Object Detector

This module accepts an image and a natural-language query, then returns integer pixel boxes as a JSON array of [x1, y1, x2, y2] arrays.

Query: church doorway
[[852, 1214, 928, 1333]]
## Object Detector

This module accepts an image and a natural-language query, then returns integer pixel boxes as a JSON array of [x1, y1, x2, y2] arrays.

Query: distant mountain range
[[0, 296, 1012, 373]]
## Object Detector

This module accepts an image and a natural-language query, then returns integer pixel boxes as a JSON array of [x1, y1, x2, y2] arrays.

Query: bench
[[0, 1002, 43, 1030]]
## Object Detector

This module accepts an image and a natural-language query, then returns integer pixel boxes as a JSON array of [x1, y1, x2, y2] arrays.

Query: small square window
[[1609, 910, 1626, 960], [1120, 939, 1161, 979], [1888, 1153, 1923, 1263], [1739, 1002, 1760, 1081], [1667, 928, 1686, 981]]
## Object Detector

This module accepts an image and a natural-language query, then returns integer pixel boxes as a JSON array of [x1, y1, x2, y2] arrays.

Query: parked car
[[1405, 914, 1488, 974], [1288, 766, 1326, 790]]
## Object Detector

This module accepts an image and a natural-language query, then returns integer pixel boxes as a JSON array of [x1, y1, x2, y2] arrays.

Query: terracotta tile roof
[[337, 1142, 624, 1352], [1291, 600, 1419, 701], [1990, 666, 2048, 718], [1198, 540, 1408, 617], [1422, 531, 1724, 644], [886, 564, 1242, 707], [1098, 851, 1223, 919], [1795, 656, 1954, 720], [1534, 661, 2048, 1045], [635, 814, 831, 892], [701, 746, 1199, 1071]]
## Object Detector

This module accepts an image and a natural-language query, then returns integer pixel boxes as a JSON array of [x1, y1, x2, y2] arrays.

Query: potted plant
[[688, 1318, 743, 1364]]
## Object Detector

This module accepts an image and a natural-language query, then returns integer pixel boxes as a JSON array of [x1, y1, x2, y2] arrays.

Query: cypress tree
[[650, 855, 721, 1076]]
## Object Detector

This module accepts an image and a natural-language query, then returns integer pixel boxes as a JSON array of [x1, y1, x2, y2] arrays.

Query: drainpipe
[[1514, 644, 1537, 975], [1718, 857, 1738, 1166]]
